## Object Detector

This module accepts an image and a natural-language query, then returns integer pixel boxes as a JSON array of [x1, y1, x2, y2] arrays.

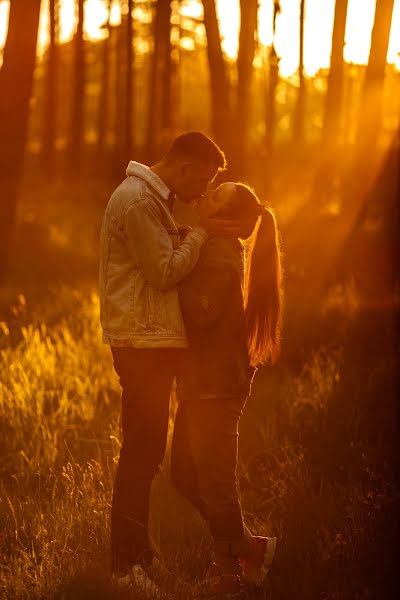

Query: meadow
[[0, 171, 398, 599]]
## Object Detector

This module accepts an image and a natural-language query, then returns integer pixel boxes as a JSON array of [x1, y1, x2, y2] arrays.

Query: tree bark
[[356, 0, 395, 157], [68, 0, 85, 171], [202, 0, 231, 152], [265, 1, 280, 152], [235, 0, 258, 172], [97, 0, 112, 162], [322, 0, 349, 147], [112, 18, 126, 175], [125, 0, 134, 159], [342, 0, 396, 222], [42, 0, 58, 177], [293, 0, 305, 144], [146, 0, 172, 163], [311, 0, 349, 203], [0, 0, 41, 285]]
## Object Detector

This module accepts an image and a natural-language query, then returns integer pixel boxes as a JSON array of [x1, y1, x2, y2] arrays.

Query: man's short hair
[[165, 131, 227, 170]]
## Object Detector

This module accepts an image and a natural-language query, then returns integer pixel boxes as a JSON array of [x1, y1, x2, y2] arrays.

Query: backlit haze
[[0, 0, 399, 76]]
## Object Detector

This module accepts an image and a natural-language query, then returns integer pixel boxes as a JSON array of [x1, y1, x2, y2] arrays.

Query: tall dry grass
[[0, 287, 398, 599]]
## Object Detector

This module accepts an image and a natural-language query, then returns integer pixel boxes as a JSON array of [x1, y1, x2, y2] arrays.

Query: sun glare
[[0, 0, 399, 75], [59, 0, 76, 42], [344, 0, 377, 65], [0, 0, 9, 60], [216, 0, 240, 60], [109, 0, 121, 27]]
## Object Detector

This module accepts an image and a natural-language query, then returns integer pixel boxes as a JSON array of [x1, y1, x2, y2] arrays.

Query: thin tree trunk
[[97, 0, 112, 161], [113, 17, 126, 175], [323, 0, 349, 146], [125, 0, 134, 159], [146, 0, 172, 163], [42, 0, 58, 177], [311, 0, 349, 204], [0, 0, 41, 284], [342, 0, 396, 224], [265, 1, 280, 152], [356, 0, 395, 157], [69, 0, 85, 170], [170, 1, 180, 134], [235, 0, 258, 172], [202, 0, 231, 151], [293, 0, 305, 144], [161, 3, 172, 134]]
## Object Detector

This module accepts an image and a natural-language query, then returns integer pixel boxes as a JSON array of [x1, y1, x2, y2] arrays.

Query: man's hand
[[198, 216, 241, 238], [175, 222, 192, 241]]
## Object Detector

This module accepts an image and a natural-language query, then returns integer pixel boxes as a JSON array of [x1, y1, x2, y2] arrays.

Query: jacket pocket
[[148, 287, 167, 332]]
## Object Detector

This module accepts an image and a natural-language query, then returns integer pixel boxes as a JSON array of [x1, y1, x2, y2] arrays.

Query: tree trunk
[[68, 0, 85, 171], [202, 0, 231, 152], [322, 0, 349, 147], [0, 0, 41, 285], [341, 0, 396, 222], [146, 0, 172, 164], [293, 0, 305, 144], [356, 0, 395, 158], [97, 0, 112, 162], [265, 2, 280, 152], [125, 0, 134, 160], [311, 0, 349, 204], [113, 18, 126, 176], [235, 0, 258, 173], [42, 0, 58, 177]]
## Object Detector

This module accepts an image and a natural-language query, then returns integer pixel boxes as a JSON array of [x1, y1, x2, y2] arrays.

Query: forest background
[[0, 1, 399, 599]]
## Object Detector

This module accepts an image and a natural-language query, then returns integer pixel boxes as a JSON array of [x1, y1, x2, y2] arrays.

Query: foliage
[[0, 288, 398, 599]]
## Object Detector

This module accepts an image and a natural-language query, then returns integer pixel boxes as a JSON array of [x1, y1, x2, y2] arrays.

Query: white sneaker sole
[[262, 536, 277, 575], [111, 563, 162, 596], [244, 536, 277, 586]]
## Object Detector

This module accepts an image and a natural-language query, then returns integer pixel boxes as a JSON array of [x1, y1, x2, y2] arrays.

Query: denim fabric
[[173, 238, 255, 556], [171, 393, 249, 554], [110, 346, 182, 571], [99, 161, 208, 348]]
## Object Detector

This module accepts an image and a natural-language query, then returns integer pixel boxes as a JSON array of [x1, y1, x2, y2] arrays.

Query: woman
[[171, 182, 283, 597]]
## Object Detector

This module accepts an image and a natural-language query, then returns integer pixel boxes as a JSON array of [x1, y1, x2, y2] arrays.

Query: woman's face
[[195, 182, 237, 218]]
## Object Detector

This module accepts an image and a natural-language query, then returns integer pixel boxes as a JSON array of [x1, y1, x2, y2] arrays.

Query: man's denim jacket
[[99, 161, 208, 348]]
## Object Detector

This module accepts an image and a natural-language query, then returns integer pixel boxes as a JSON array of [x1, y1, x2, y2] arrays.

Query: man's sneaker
[[239, 536, 277, 586], [194, 561, 243, 599], [111, 563, 162, 596]]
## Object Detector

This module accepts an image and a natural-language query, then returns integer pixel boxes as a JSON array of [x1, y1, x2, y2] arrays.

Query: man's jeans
[[110, 346, 181, 572], [171, 393, 249, 557]]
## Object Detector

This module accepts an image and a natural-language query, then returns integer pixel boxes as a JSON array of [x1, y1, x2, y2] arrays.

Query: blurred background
[[0, 1, 399, 599], [0, 0, 399, 301]]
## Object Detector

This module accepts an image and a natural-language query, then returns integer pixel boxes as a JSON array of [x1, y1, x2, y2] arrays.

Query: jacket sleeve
[[179, 259, 233, 328], [125, 197, 208, 291]]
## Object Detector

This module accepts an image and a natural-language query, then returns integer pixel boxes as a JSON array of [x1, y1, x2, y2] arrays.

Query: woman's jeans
[[110, 346, 182, 572], [171, 393, 249, 557]]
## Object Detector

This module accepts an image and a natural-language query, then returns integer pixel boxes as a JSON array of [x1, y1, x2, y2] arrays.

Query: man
[[99, 132, 238, 592]]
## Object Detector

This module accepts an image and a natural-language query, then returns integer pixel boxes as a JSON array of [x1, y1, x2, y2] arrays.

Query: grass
[[0, 165, 399, 599], [0, 287, 398, 600]]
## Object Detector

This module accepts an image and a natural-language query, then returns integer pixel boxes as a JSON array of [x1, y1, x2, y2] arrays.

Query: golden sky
[[0, 0, 399, 76]]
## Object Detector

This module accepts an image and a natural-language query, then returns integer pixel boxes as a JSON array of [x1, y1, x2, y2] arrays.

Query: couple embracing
[[99, 131, 282, 598]]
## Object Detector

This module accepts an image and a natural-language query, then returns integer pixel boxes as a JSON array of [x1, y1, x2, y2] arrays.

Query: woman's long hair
[[215, 183, 282, 367]]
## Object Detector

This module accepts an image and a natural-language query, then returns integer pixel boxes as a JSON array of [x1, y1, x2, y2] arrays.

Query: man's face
[[174, 161, 219, 204]]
